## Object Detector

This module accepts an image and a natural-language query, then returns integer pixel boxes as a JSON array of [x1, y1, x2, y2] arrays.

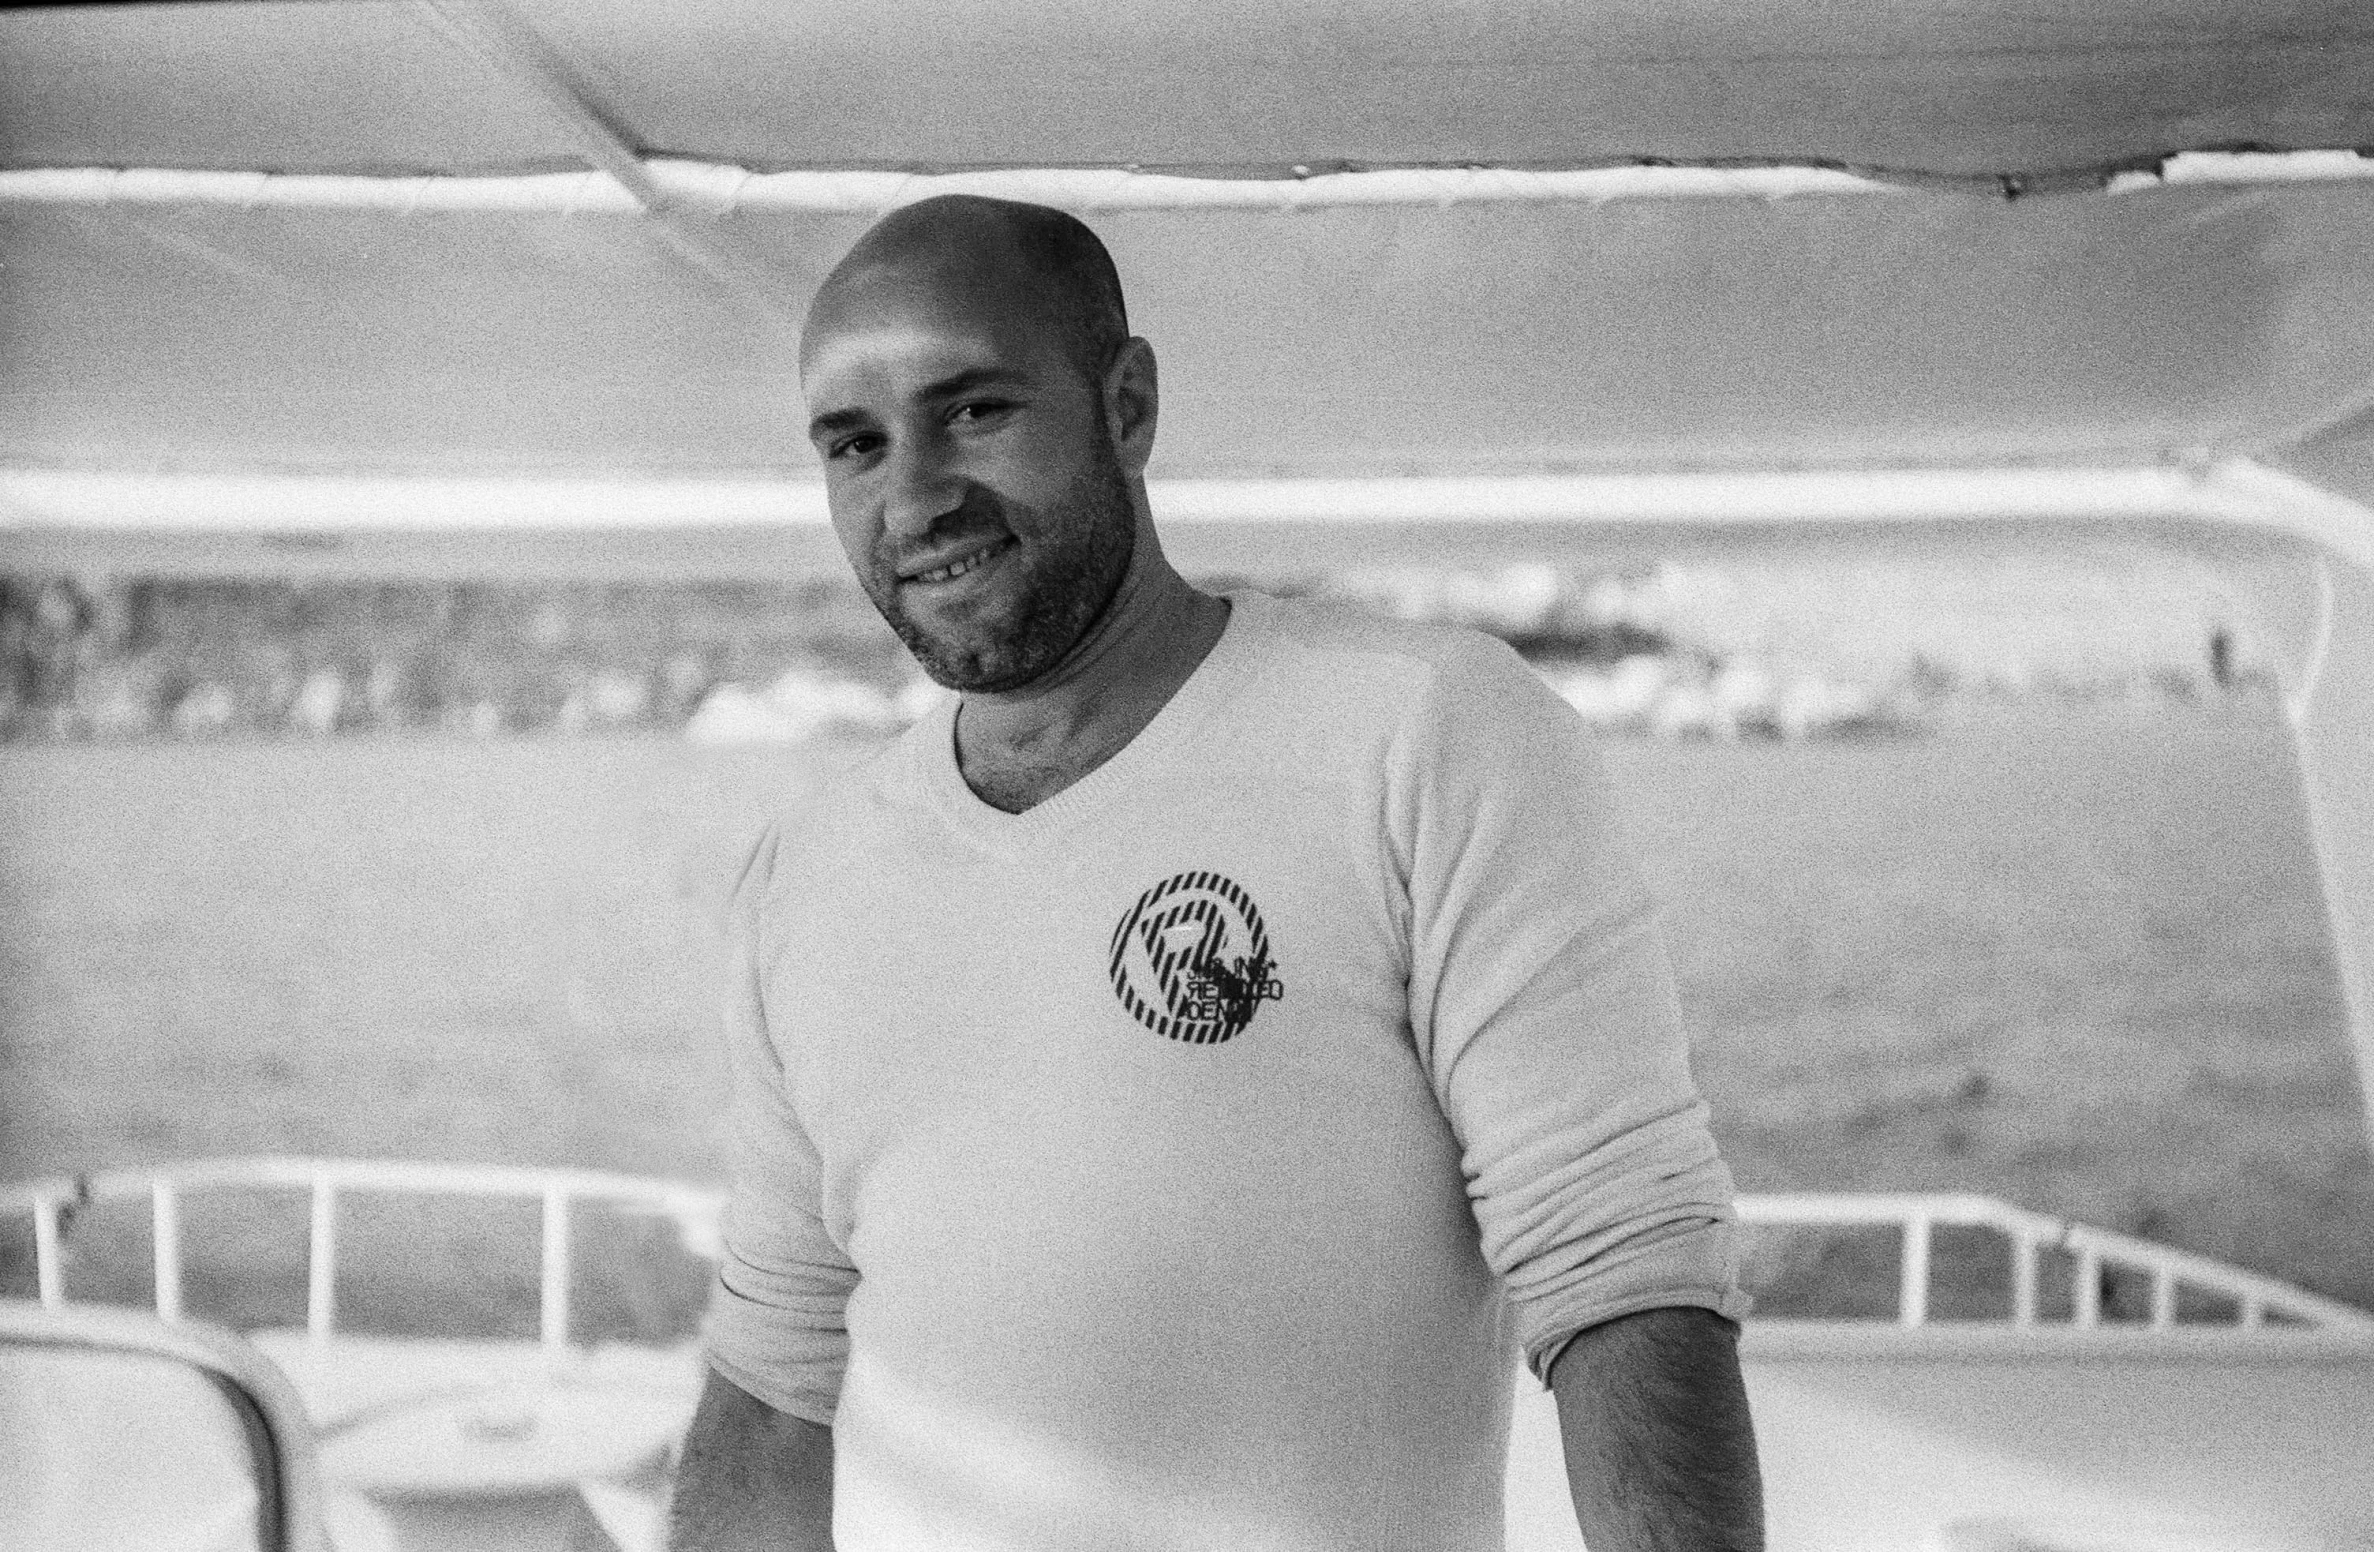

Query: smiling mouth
[[905, 536, 1016, 585]]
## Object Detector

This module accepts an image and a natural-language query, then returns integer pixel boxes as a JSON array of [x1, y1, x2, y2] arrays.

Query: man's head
[[800, 195, 1153, 693]]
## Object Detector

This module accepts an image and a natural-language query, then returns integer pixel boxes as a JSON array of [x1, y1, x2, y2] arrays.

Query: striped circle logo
[[1108, 871, 1285, 1044]]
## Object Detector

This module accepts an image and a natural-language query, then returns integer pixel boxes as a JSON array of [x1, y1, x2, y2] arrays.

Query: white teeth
[[914, 542, 1002, 583]]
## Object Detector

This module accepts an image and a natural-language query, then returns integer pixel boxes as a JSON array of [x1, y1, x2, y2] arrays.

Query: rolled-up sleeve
[[1398, 638, 1750, 1385], [700, 828, 860, 1425]]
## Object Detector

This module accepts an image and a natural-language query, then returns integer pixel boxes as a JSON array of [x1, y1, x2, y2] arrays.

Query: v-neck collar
[[913, 591, 1263, 858]]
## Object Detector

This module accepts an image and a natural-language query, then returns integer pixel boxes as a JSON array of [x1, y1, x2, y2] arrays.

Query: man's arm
[[669, 1367, 836, 1552], [1548, 1306, 1764, 1552]]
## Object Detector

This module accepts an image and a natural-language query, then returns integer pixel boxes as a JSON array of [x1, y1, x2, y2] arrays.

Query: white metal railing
[[0, 1157, 724, 1353], [4, 1162, 2368, 1340], [1738, 1191, 2374, 1333]]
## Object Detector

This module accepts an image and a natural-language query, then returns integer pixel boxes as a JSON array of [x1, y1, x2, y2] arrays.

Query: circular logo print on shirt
[[1108, 871, 1285, 1044]]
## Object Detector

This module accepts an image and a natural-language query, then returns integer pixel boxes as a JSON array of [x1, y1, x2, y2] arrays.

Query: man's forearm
[[670, 1366, 836, 1552], [1548, 1305, 1764, 1552]]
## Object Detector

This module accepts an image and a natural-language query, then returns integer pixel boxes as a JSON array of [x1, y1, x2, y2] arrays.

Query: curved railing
[[1738, 1191, 2374, 1333], [0, 1157, 724, 1354], [5, 1159, 2369, 1343]]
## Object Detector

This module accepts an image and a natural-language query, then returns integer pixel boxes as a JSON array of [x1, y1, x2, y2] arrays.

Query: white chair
[[0, 1298, 354, 1552]]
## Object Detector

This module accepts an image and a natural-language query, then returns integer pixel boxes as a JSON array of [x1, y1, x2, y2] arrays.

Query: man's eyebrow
[[808, 406, 872, 440], [809, 367, 1032, 441], [914, 367, 1028, 403]]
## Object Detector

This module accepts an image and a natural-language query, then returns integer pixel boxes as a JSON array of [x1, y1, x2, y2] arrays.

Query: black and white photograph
[[3, 5, 2373, 1550]]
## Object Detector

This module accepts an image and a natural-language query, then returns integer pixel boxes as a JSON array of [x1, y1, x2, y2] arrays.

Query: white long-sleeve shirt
[[704, 589, 1746, 1551]]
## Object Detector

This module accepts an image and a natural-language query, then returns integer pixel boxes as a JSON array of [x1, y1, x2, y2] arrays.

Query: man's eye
[[949, 400, 1013, 425], [828, 433, 882, 461]]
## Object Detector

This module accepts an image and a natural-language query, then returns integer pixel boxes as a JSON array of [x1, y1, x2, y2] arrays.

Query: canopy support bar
[[3, 152, 2365, 216], [2294, 553, 2374, 1150], [411, 0, 794, 329]]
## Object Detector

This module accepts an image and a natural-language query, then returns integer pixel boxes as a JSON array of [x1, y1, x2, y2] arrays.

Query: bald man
[[670, 196, 1763, 1552]]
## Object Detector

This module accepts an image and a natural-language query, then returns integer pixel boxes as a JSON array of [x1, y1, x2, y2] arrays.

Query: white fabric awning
[[8, 1, 2371, 183], [0, 0, 2370, 512]]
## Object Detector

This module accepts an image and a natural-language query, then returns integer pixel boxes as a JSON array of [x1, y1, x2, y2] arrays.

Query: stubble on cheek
[[863, 458, 1137, 694], [876, 573, 1017, 691]]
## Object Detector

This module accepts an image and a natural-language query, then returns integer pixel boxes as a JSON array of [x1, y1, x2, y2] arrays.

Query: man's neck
[[953, 547, 1230, 815]]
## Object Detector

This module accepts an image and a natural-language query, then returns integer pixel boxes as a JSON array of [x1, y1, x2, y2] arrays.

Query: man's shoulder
[[734, 726, 930, 888], [773, 724, 917, 815], [1242, 587, 1475, 660], [1232, 591, 1596, 801], [1236, 590, 1549, 716]]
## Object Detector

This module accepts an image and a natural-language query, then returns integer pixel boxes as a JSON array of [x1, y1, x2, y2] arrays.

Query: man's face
[[801, 263, 1137, 693]]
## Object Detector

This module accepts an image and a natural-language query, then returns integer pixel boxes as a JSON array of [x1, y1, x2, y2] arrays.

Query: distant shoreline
[[1, 567, 2272, 745]]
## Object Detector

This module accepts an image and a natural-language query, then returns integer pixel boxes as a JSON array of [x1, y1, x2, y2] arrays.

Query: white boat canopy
[[3, 0, 2373, 1117], [0, 0, 2369, 494]]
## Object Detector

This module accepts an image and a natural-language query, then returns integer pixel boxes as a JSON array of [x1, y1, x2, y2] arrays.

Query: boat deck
[[8, 1158, 2371, 1551]]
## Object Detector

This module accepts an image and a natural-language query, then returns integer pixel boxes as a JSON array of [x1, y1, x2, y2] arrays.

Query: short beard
[[867, 442, 1138, 694]]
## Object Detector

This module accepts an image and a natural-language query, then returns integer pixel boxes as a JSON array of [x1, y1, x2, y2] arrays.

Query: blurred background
[[4, 0, 2370, 1361], [4, 543, 2360, 1340]]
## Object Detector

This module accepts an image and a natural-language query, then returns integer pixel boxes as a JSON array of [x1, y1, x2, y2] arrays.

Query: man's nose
[[879, 433, 967, 540]]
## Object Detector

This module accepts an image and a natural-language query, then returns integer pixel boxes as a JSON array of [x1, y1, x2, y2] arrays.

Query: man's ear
[[1102, 337, 1159, 475]]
